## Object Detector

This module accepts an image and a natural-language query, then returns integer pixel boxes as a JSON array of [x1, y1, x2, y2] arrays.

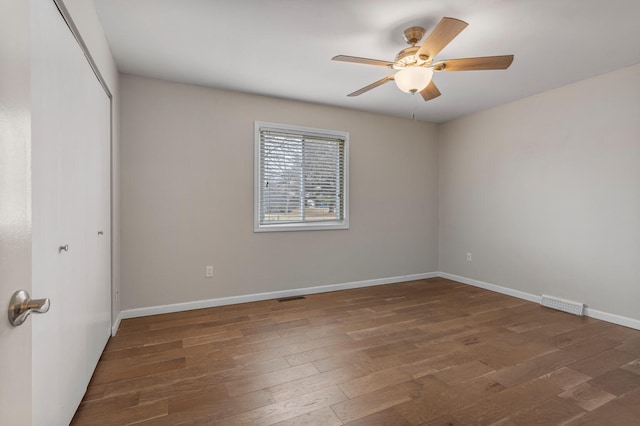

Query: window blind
[[258, 127, 346, 226]]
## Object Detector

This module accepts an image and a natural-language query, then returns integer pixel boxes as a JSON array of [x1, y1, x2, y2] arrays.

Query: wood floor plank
[[288, 335, 387, 368], [621, 358, 640, 376], [71, 278, 640, 425], [611, 386, 640, 417], [490, 396, 586, 426], [344, 407, 411, 425], [339, 367, 414, 398], [559, 382, 617, 411], [73, 399, 169, 426], [218, 357, 290, 380], [569, 348, 637, 377], [425, 367, 591, 425], [269, 365, 366, 402], [101, 365, 211, 398], [331, 381, 422, 423], [224, 362, 319, 397], [226, 386, 348, 425], [100, 340, 183, 361], [587, 367, 640, 396], [433, 360, 495, 385], [137, 376, 226, 405], [489, 348, 577, 388], [271, 406, 343, 426], [91, 357, 187, 385], [72, 393, 140, 421], [394, 375, 504, 424], [232, 333, 352, 365], [616, 336, 640, 355]]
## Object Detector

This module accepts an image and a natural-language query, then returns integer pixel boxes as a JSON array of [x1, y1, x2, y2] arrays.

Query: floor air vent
[[277, 296, 306, 302], [540, 294, 584, 316]]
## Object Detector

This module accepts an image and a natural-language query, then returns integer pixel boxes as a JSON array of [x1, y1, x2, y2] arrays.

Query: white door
[[0, 1, 33, 424], [31, 0, 112, 424]]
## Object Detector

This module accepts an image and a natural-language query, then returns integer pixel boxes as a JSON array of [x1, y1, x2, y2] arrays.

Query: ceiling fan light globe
[[394, 66, 433, 94]]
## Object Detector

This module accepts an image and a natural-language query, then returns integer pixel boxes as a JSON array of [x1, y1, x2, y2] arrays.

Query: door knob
[[8, 290, 50, 326]]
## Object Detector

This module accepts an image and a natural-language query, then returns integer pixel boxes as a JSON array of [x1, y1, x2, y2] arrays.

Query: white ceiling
[[95, 0, 640, 123]]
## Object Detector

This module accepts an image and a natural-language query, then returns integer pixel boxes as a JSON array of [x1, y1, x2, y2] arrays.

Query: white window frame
[[254, 121, 349, 232]]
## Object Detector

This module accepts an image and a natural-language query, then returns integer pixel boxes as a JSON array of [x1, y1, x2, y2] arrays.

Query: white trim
[[254, 220, 349, 233], [585, 307, 640, 330], [438, 272, 640, 331], [111, 311, 123, 336], [438, 272, 542, 304], [114, 272, 438, 325]]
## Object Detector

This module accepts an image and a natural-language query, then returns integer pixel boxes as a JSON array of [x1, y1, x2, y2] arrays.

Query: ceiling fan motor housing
[[402, 26, 425, 45]]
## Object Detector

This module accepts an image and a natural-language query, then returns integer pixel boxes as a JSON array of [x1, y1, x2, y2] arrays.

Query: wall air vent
[[541, 294, 584, 316]]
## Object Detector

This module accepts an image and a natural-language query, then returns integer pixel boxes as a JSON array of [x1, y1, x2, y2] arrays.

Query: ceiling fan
[[332, 17, 514, 101]]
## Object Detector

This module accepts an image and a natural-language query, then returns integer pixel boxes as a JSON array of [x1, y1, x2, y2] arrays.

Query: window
[[254, 121, 349, 232]]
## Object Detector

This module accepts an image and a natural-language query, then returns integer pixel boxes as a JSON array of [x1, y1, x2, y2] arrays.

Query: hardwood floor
[[71, 278, 640, 425]]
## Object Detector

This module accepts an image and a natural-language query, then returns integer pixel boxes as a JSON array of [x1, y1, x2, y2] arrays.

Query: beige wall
[[439, 64, 640, 320], [119, 74, 439, 310]]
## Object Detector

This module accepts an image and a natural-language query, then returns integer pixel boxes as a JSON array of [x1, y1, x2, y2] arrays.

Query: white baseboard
[[438, 272, 542, 304], [584, 307, 640, 330], [111, 311, 123, 336], [111, 272, 438, 334], [110, 270, 640, 335], [438, 272, 640, 331]]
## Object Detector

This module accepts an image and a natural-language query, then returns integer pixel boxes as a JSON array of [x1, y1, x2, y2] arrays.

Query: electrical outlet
[[466, 252, 472, 262], [206, 265, 214, 278]]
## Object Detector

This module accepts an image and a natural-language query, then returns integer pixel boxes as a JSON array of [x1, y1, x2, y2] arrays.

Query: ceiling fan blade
[[420, 80, 441, 101], [347, 75, 394, 97], [332, 55, 394, 67], [416, 17, 468, 61], [433, 55, 514, 71]]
